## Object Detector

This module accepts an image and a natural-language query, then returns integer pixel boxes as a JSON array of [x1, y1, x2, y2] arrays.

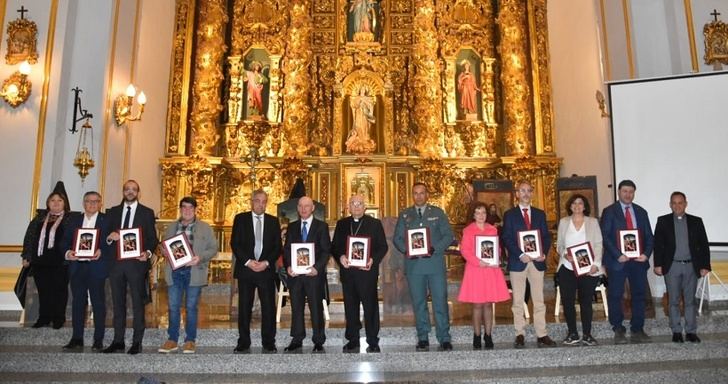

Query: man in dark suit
[[600, 179, 654, 344], [332, 195, 388, 353], [61, 191, 109, 352], [102, 180, 158, 355], [502, 180, 555, 349], [231, 189, 281, 354], [393, 183, 454, 352], [283, 196, 331, 353], [653, 191, 710, 343]]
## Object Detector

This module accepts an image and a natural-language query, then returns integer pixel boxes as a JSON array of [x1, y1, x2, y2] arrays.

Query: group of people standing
[[21, 178, 711, 355]]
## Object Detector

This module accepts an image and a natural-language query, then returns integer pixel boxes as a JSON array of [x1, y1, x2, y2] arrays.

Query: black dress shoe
[[62, 339, 83, 351], [102, 342, 125, 354], [438, 342, 453, 351], [52, 321, 65, 330], [91, 340, 104, 352], [31, 320, 50, 329], [415, 340, 429, 352], [484, 334, 494, 350], [672, 332, 684, 343], [472, 334, 482, 350], [686, 333, 701, 343], [233, 345, 251, 354], [127, 342, 142, 355], [283, 342, 302, 353], [262, 345, 277, 354], [514, 334, 525, 349], [312, 343, 325, 353], [537, 336, 557, 348], [342, 341, 360, 353], [366, 345, 381, 353]]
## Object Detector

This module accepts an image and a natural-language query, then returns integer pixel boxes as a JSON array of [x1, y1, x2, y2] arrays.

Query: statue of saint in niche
[[457, 59, 481, 121], [346, 88, 377, 154], [243, 60, 269, 119], [348, 0, 382, 43]]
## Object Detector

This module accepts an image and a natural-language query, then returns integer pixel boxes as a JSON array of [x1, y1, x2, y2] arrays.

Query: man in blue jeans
[[158, 197, 218, 354]]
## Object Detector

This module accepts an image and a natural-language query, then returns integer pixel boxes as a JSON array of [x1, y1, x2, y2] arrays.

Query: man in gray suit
[[393, 183, 454, 352]]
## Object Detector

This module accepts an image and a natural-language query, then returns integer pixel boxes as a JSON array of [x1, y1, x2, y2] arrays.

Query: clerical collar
[[352, 216, 363, 222], [675, 215, 684, 220]]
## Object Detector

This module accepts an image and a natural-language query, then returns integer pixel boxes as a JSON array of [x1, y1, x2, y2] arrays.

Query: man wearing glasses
[[61, 192, 109, 352], [331, 195, 388, 353]]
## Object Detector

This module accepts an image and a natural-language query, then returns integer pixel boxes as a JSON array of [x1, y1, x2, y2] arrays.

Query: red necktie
[[522, 208, 531, 230], [624, 206, 634, 230]]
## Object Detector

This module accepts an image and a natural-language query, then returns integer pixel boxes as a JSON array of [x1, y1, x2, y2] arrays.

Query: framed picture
[[118, 227, 144, 260], [518, 230, 543, 259], [619, 229, 641, 258], [556, 175, 599, 221], [291, 242, 315, 274], [475, 235, 499, 266], [566, 241, 595, 276], [346, 235, 371, 268], [406, 227, 431, 258], [162, 233, 194, 270], [472, 179, 514, 227], [73, 228, 99, 258]]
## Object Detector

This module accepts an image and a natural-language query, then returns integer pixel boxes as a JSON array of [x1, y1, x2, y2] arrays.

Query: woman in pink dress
[[458, 202, 510, 349]]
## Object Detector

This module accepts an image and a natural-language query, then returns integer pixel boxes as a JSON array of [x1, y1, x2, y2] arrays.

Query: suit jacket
[[162, 219, 218, 286], [600, 201, 654, 271], [283, 217, 331, 276], [393, 204, 454, 276], [555, 215, 604, 275], [106, 202, 158, 267], [503, 205, 552, 272], [61, 212, 111, 279], [331, 215, 388, 282], [230, 211, 281, 279], [653, 213, 710, 276]]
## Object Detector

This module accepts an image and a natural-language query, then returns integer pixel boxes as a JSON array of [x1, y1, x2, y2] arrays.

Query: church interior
[[1, 0, 727, 382]]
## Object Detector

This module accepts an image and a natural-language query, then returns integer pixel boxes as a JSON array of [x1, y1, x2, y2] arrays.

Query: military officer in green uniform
[[393, 182, 455, 351]]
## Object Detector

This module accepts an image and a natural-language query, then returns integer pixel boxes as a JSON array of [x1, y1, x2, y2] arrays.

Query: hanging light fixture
[[73, 118, 95, 182]]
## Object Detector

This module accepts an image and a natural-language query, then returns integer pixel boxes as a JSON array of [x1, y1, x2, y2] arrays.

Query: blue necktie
[[123, 206, 131, 229], [301, 221, 308, 242]]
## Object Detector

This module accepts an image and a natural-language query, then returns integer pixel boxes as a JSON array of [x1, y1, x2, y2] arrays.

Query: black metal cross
[[17, 6, 29, 20], [711, 9, 721, 22]]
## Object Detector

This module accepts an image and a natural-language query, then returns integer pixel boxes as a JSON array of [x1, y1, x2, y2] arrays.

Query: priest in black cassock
[[331, 194, 388, 353]]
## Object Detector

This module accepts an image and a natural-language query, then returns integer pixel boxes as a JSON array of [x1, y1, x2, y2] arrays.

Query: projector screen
[[608, 71, 728, 245]]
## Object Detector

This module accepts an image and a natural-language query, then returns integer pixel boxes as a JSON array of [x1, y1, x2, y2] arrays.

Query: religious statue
[[346, 88, 377, 154], [457, 59, 480, 120], [348, 0, 380, 42], [351, 174, 375, 205], [243, 60, 268, 118]]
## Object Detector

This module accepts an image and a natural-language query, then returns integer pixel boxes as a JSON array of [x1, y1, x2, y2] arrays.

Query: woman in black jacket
[[21, 192, 71, 329]]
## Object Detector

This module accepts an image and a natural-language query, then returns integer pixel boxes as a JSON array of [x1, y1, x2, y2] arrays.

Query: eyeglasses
[[350, 201, 365, 207], [84, 200, 101, 204]]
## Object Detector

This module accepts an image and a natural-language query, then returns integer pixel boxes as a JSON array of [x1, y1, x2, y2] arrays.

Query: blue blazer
[[600, 201, 654, 271], [502, 206, 551, 272], [61, 212, 111, 279]]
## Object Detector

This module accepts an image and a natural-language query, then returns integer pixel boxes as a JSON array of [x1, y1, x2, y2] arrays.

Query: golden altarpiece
[[158, 0, 562, 287]]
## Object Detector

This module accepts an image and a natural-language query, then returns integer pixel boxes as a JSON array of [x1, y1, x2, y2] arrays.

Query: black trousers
[[558, 265, 600, 335], [342, 273, 380, 346], [288, 275, 326, 345], [237, 270, 277, 348], [69, 263, 106, 342], [33, 265, 69, 324], [109, 261, 147, 344]]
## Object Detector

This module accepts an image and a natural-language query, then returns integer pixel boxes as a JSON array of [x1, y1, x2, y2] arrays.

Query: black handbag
[[14, 266, 31, 308]]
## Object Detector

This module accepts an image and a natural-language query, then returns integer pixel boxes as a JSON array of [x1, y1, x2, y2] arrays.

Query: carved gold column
[[499, 0, 532, 156], [189, 0, 227, 155], [166, 0, 196, 155], [528, 0, 555, 154], [281, 0, 313, 158], [412, 0, 443, 159]]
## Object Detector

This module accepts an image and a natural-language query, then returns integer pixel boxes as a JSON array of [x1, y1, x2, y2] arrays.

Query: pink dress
[[457, 222, 511, 303]]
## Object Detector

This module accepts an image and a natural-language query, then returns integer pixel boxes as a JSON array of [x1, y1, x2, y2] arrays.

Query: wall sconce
[[1, 61, 32, 108], [114, 84, 146, 126]]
